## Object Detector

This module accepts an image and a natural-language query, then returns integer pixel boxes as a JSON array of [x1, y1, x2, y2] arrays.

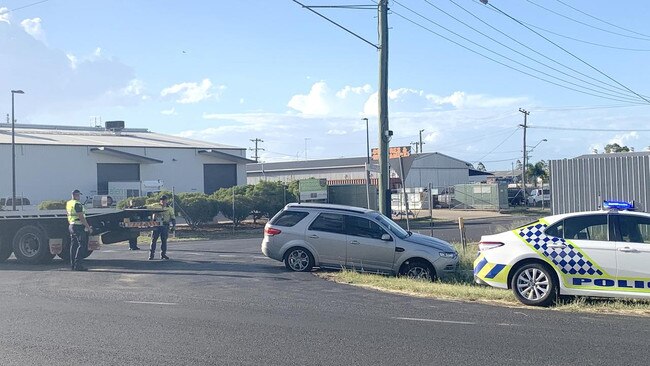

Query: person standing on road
[[147, 195, 175, 260], [127, 199, 141, 251], [66, 189, 92, 271]]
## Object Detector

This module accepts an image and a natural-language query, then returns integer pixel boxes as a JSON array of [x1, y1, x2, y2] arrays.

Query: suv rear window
[[270, 210, 309, 227]]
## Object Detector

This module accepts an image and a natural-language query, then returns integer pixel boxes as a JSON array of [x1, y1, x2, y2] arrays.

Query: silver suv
[[262, 203, 458, 280]]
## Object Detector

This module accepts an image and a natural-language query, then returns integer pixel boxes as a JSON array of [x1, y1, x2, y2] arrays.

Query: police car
[[474, 201, 650, 306]]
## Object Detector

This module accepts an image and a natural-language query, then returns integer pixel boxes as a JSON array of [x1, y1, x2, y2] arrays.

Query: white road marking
[[394, 317, 476, 325], [218, 254, 238, 258], [125, 301, 178, 306]]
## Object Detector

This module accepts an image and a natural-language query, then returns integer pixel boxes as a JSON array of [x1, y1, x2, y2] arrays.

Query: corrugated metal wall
[[549, 154, 650, 214]]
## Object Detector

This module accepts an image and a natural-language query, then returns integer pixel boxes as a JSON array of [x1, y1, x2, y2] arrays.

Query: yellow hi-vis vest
[[66, 199, 84, 224], [148, 203, 174, 223]]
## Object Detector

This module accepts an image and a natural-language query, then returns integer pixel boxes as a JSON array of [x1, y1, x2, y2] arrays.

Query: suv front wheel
[[400, 259, 436, 281], [284, 247, 314, 272]]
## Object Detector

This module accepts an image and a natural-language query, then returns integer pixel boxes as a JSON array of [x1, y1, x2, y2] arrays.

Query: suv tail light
[[265, 227, 282, 236], [478, 241, 504, 251]]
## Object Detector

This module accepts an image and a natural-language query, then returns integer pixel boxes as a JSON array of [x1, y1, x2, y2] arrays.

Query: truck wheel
[[12, 225, 53, 264], [57, 236, 71, 262], [0, 236, 12, 262]]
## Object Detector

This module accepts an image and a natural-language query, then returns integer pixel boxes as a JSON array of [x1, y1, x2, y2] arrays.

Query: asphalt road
[[1, 238, 648, 366]]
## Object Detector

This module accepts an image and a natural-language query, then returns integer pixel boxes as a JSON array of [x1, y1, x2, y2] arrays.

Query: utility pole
[[410, 141, 420, 153], [519, 108, 529, 204], [378, 0, 391, 217], [249, 138, 264, 163], [419, 129, 425, 153]]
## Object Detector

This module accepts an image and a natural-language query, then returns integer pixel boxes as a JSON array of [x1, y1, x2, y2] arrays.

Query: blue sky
[[2, 0, 650, 171]]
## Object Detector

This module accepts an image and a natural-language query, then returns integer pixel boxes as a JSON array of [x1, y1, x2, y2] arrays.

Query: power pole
[[419, 129, 425, 153], [378, 0, 391, 217], [249, 138, 264, 163], [410, 141, 420, 153], [518, 108, 529, 203]]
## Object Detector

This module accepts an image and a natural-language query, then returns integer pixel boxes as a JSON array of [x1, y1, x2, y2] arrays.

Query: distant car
[[262, 203, 459, 280], [527, 188, 550, 206], [474, 201, 650, 306]]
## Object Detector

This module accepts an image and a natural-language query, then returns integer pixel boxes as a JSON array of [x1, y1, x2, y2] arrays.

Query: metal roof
[[0, 123, 242, 150], [573, 151, 650, 159]]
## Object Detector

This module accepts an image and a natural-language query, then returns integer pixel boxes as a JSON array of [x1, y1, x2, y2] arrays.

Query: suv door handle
[[308, 234, 319, 239], [618, 247, 638, 253], [349, 240, 360, 245]]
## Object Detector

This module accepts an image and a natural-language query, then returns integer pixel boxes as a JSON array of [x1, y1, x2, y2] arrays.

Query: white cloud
[[161, 107, 177, 115], [327, 129, 347, 135], [20, 17, 45, 43], [161, 78, 222, 104], [121, 79, 145, 97], [66, 53, 78, 69], [0, 8, 10, 24], [287, 81, 330, 116], [336, 84, 373, 99]]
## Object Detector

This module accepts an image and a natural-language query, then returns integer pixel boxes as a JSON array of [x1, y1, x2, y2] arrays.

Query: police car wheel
[[511, 263, 557, 307], [284, 247, 314, 272]]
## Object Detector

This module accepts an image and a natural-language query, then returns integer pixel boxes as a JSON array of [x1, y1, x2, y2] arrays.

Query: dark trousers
[[69, 224, 88, 268], [150, 226, 169, 255]]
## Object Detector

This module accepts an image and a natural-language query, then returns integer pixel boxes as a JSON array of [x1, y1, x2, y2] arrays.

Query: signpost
[[298, 178, 328, 202]]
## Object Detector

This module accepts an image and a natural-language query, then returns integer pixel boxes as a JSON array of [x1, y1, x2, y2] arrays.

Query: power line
[[526, 0, 650, 41], [524, 23, 650, 52], [447, 0, 645, 96], [475, 126, 521, 162], [528, 125, 650, 132], [291, 0, 378, 49], [388, 2, 647, 104], [484, 1, 650, 105], [553, 0, 650, 39], [0, 0, 49, 15]]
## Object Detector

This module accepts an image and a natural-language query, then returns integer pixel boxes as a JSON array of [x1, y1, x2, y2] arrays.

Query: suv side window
[[271, 210, 309, 227], [308, 213, 344, 234], [618, 215, 650, 244], [345, 215, 386, 240], [563, 214, 609, 241]]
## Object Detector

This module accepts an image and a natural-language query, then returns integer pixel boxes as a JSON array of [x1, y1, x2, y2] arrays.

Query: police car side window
[[618, 216, 650, 244], [563, 215, 609, 241], [308, 213, 345, 234], [544, 221, 564, 238]]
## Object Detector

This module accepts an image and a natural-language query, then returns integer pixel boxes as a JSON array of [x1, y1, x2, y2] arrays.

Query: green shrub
[[216, 194, 253, 227], [38, 200, 67, 210], [176, 192, 218, 227]]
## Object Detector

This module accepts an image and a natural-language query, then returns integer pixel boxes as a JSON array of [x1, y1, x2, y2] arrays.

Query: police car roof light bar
[[603, 200, 635, 211]]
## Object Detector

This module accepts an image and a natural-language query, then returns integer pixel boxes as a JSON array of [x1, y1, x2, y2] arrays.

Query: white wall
[[0, 145, 247, 205]]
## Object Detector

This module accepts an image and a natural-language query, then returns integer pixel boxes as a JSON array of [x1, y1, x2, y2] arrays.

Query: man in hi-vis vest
[[66, 189, 92, 271], [147, 195, 175, 260]]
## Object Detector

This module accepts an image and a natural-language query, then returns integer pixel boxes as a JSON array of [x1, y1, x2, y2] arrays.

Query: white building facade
[[0, 123, 252, 205]]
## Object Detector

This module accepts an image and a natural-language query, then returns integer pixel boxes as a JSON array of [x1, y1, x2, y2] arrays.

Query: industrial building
[[0, 122, 252, 205], [247, 152, 483, 189], [549, 152, 650, 214]]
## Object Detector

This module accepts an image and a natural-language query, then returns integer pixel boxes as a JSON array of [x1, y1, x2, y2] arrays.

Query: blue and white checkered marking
[[518, 223, 604, 276]]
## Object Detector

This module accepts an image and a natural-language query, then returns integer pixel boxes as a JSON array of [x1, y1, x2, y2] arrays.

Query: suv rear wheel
[[284, 247, 314, 272]]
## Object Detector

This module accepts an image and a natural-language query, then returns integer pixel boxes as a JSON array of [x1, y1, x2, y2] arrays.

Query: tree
[[526, 160, 549, 187], [249, 181, 295, 222], [216, 194, 253, 227], [176, 192, 218, 227], [476, 162, 486, 172], [515, 159, 522, 170], [604, 143, 630, 153]]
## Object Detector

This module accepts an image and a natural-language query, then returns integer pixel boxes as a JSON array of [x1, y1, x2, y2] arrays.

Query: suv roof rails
[[286, 203, 372, 214]]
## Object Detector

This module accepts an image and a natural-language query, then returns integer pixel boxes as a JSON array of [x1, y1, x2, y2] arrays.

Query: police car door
[[344, 215, 395, 273], [560, 213, 617, 289], [613, 214, 650, 288]]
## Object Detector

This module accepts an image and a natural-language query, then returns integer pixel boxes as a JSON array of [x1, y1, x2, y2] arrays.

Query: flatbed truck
[[0, 208, 161, 264]]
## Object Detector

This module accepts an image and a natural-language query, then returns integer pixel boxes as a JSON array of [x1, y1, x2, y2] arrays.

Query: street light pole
[[10, 90, 25, 211], [362, 118, 371, 208]]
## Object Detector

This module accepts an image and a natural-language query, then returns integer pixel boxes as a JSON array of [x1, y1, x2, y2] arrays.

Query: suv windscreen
[[373, 213, 409, 239], [308, 213, 344, 234], [271, 210, 309, 227], [345, 215, 386, 240]]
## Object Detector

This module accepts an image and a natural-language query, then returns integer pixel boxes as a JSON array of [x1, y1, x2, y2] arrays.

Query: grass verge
[[316, 243, 650, 317]]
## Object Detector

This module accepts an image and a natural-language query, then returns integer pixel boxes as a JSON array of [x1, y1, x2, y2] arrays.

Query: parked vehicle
[[0, 208, 162, 264], [527, 188, 550, 206], [262, 203, 459, 280], [507, 188, 525, 206], [474, 201, 650, 306]]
